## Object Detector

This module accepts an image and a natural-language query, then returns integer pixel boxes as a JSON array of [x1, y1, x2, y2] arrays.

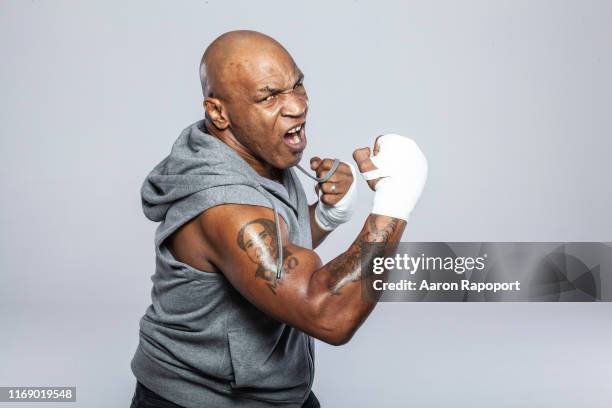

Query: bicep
[[200, 204, 324, 328]]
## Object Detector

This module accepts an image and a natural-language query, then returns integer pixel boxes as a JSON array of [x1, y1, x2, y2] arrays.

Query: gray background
[[1, 0, 611, 406]]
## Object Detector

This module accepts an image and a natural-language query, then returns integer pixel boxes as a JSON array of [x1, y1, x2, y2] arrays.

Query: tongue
[[284, 133, 300, 144]]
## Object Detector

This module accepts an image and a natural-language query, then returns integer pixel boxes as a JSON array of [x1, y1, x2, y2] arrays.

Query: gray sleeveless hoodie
[[130, 120, 315, 407]]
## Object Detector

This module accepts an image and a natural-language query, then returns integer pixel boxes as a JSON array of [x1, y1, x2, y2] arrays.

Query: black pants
[[130, 381, 321, 408]]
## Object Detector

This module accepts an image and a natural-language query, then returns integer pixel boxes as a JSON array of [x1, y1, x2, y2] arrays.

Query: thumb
[[310, 156, 322, 170], [352, 147, 376, 173], [353, 147, 380, 191]]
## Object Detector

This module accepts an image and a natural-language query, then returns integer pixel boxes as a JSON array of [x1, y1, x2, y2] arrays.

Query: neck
[[204, 119, 283, 182]]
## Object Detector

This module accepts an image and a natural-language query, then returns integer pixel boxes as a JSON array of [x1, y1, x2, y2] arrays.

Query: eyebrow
[[256, 85, 280, 95], [255, 73, 305, 96]]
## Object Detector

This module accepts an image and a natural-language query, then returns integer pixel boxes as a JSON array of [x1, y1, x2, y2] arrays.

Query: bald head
[[199, 30, 291, 98], [198, 30, 308, 172]]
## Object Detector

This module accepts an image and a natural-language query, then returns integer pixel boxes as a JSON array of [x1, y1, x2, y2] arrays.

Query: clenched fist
[[310, 157, 354, 206], [352, 134, 428, 221], [310, 157, 357, 231]]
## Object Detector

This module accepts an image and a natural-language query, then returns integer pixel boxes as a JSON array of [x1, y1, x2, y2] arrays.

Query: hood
[[141, 120, 291, 278], [142, 120, 283, 222]]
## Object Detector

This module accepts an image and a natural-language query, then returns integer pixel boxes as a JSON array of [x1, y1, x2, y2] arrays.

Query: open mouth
[[283, 123, 307, 150]]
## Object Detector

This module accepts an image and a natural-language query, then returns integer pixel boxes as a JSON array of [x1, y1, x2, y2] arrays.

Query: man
[[130, 30, 427, 408]]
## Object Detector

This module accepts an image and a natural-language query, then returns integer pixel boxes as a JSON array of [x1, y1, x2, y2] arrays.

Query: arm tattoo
[[237, 218, 299, 295], [326, 216, 400, 294]]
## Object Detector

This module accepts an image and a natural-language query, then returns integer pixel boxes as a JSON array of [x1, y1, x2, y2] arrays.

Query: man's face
[[221, 48, 308, 169], [242, 223, 276, 265]]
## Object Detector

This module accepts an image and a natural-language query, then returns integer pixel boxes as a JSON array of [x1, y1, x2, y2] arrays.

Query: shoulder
[[166, 203, 287, 274], [198, 204, 290, 248]]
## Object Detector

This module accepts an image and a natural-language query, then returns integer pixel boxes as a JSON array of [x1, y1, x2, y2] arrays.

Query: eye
[[261, 94, 276, 103], [294, 82, 306, 95]]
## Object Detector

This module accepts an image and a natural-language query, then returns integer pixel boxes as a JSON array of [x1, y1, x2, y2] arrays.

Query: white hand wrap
[[315, 161, 358, 231], [361, 134, 428, 221]]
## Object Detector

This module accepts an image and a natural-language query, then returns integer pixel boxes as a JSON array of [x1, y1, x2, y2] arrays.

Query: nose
[[280, 90, 308, 118]]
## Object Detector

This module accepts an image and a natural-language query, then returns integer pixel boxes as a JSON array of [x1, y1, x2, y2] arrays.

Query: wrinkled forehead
[[223, 46, 300, 96]]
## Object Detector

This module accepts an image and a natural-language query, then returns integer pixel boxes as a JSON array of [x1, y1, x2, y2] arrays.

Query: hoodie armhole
[[155, 185, 289, 249]]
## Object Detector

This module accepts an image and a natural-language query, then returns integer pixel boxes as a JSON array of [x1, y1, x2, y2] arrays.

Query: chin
[[287, 151, 304, 168], [273, 151, 303, 170]]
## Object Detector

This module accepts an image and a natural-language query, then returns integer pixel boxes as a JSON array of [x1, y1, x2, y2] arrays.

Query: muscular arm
[[198, 204, 405, 345]]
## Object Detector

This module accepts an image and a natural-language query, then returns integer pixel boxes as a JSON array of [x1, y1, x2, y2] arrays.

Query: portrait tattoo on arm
[[237, 218, 299, 295]]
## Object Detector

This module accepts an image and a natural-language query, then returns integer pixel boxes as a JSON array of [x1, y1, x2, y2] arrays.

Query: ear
[[204, 97, 229, 130]]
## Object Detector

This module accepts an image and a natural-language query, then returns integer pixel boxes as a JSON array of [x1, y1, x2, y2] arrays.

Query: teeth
[[288, 125, 302, 134], [292, 134, 300, 144]]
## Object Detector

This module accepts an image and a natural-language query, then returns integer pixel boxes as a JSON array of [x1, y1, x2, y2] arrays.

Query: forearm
[[309, 202, 332, 248], [207, 136, 425, 346], [307, 214, 405, 344]]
